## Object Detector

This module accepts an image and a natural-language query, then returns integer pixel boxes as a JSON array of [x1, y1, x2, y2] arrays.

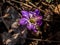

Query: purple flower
[[19, 9, 43, 32]]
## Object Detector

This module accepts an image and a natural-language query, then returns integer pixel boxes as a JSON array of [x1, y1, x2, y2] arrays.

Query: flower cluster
[[19, 9, 43, 32]]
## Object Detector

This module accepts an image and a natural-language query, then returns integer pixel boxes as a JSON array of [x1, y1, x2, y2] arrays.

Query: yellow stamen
[[30, 18, 36, 23]]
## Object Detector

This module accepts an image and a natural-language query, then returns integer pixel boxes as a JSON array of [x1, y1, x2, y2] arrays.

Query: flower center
[[30, 18, 35, 23]]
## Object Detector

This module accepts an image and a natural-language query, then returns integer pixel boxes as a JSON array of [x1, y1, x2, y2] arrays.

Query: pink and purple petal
[[29, 11, 33, 18], [37, 20, 42, 26], [27, 23, 33, 30], [33, 29, 38, 32], [21, 10, 29, 19], [36, 16, 43, 20], [34, 9, 40, 15], [19, 18, 28, 25], [37, 16, 43, 26], [27, 23, 35, 30]]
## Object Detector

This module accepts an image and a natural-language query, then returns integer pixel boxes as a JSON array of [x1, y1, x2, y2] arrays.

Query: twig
[[11, 0, 45, 13], [11, 0, 32, 8]]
